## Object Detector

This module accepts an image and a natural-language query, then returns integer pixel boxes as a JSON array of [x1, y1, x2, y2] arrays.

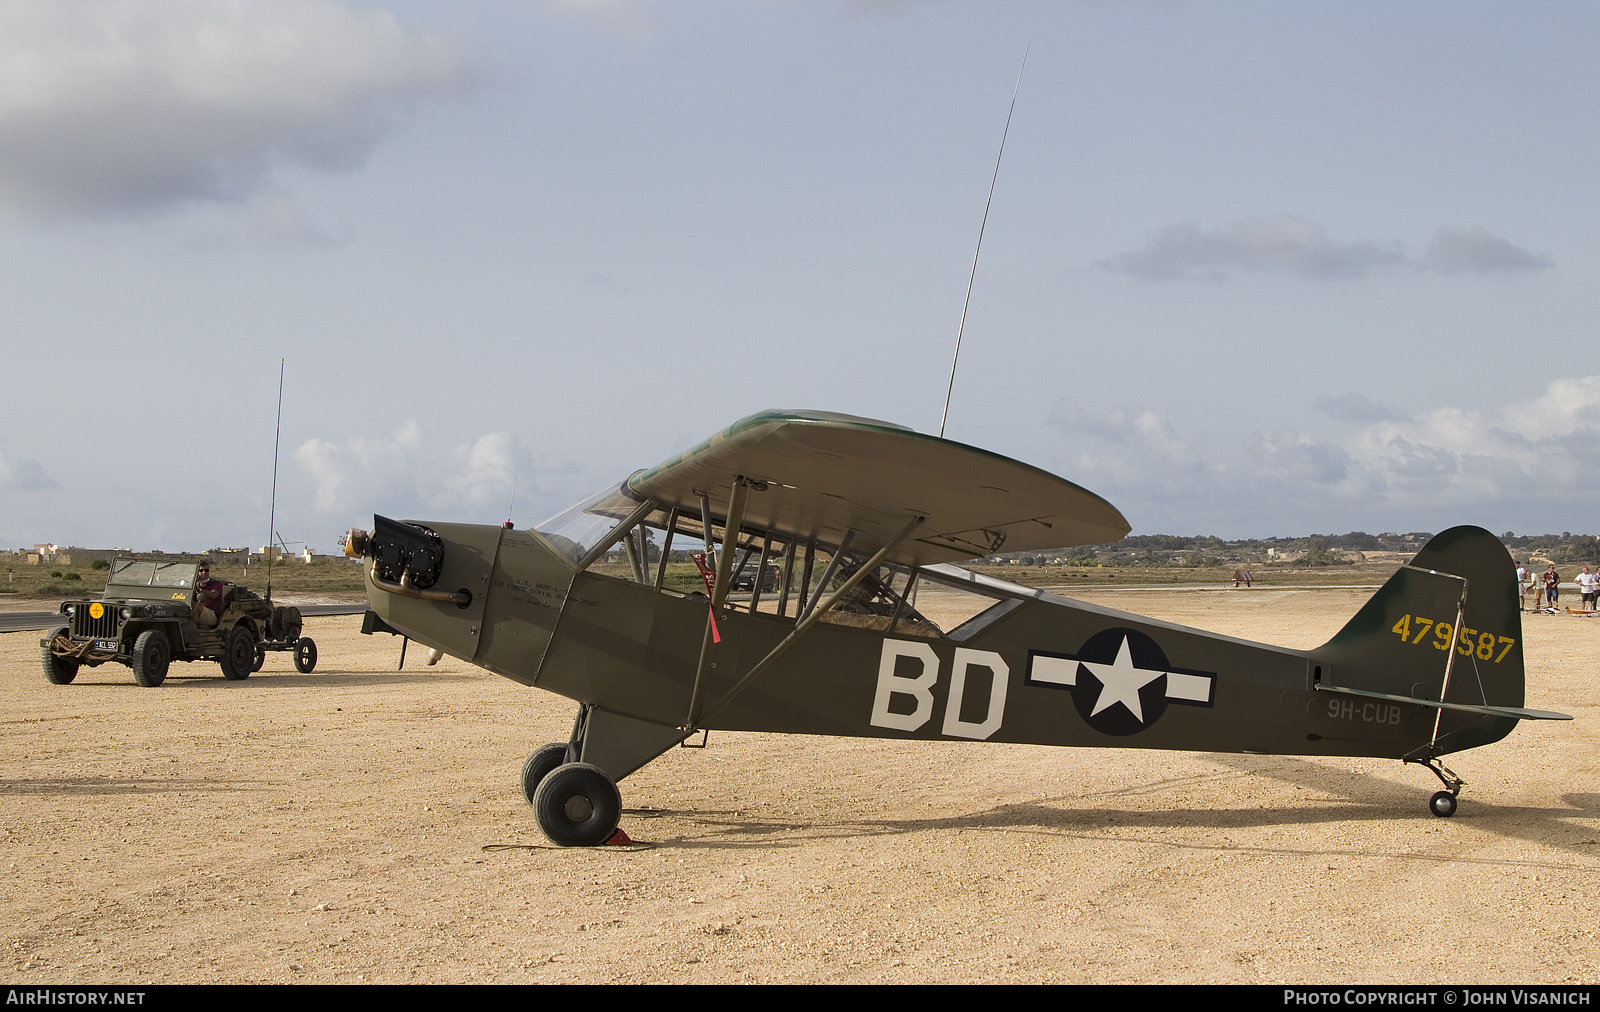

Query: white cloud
[[544, 0, 659, 40], [1048, 375, 1600, 533], [1099, 216, 1405, 281], [294, 420, 424, 515], [1048, 400, 1199, 470], [0, 0, 469, 220], [1100, 216, 1551, 281], [1420, 227, 1552, 274], [293, 423, 578, 524], [0, 454, 58, 491]]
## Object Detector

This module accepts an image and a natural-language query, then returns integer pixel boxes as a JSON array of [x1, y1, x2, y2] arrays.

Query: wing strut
[[798, 529, 855, 624], [687, 477, 756, 728], [653, 507, 678, 590], [691, 514, 925, 732]]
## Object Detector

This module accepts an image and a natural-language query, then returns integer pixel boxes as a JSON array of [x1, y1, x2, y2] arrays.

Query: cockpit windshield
[[534, 484, 643, 564]]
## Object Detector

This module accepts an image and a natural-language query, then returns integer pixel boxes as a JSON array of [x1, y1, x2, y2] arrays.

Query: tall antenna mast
[[939, 46, 1028, 439], [265, 358, 284, 602]]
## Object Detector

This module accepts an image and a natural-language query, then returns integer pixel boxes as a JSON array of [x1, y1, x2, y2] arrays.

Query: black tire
[[1429, 791, 1458, 818], [293, 637, 317, 674], [220, 625, 255, 680], [252, 644, 266, 673], [131, 629, 170, 687], [533, 762, 622, 847], [41, 629, 78, 685], [519, 743, 571, 808]]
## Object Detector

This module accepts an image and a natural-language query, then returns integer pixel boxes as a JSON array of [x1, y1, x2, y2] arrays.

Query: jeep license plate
[[96, 640, 118, 651]]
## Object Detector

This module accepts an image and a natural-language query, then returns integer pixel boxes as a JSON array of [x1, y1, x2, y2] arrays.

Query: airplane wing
[[626, 409, 1130, 567]]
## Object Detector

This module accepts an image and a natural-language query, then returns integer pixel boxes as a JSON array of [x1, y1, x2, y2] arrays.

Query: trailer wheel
[[293, 637, 317, 673]]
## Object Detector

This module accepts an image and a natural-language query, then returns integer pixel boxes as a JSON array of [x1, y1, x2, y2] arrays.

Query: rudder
[[1313, 526, 1523, 754]]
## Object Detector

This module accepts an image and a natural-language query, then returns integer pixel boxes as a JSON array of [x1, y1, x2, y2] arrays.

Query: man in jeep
[[193, 563, 225, 628]]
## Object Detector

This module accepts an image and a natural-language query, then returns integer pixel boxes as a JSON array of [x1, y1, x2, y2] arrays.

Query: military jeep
[[40, 558, 318, 687]]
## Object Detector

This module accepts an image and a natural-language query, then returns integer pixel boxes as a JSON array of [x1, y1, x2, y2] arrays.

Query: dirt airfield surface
[[2, 587, 1597, 985]]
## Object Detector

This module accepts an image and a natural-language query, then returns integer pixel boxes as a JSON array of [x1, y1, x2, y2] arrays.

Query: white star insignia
[[1076, 634, 1173, 725]]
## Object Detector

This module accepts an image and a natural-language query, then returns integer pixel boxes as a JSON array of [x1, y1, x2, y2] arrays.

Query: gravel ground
[[2, 589, 1595, 984]]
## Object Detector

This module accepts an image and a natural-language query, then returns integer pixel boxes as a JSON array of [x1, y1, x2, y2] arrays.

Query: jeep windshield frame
[[107, 559, 199, 592]]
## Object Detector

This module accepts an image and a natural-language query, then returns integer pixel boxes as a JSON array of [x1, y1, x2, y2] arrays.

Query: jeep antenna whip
[[939, 45, 1027, 439], [266, 359, 284, 603]]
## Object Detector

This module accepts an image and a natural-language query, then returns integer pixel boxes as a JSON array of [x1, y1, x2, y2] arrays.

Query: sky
[[1, 0, 1597, 552]]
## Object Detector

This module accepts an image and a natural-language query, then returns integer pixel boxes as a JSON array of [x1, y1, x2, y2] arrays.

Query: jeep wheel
[[41, 629, 79, 685], [293, 637, 317, 674], [132, 629, 170, 687], [220, 626, 255, 680]]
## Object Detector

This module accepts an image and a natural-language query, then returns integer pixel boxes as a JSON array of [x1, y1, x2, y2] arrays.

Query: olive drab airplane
[[344, 410, 1571, 846]]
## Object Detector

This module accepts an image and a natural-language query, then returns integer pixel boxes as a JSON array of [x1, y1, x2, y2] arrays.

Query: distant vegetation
[[4, 530, 1598, 600], [0, 551, 367, 599], [978, 531, 1600, 572]]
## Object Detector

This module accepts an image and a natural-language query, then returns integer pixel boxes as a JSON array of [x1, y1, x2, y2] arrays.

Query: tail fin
[[1312, 526, 1560, 755]]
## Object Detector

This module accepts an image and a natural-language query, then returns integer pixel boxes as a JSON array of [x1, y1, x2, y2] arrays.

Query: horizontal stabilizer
[[1315, 682, 1572, 721]]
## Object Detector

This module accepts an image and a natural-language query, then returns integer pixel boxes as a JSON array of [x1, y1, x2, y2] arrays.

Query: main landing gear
[[1408, 756, 1464, 818], [520, 742, 624, 847]]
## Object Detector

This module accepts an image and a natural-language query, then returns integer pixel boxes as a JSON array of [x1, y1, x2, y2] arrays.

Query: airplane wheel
[[533, 762, 621, 847], [293, 637, 317, 673], [132, 629, 170, 687], [519, 743, 571, 808], [220, 626, 254, 680], [41, 629, 78, 685], [1429, 791, 1458, 818]]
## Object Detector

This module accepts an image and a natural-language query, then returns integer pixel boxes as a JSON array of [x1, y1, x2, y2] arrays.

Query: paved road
[[0, 603, 367, 634]]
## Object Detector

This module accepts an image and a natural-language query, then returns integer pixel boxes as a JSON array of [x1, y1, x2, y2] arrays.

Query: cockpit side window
[[539, 486, 1018, 640]]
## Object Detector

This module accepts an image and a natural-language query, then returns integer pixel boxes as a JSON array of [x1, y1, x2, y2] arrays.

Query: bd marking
[[870, 640, 1009, 740]]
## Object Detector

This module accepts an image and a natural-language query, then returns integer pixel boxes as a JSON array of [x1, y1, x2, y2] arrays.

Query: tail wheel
[[132, 629, 170, 687], [293, 637, 317, 673], [41, 629, 79, 685], [532, 762, 621, 847], [1429, 791, 1458, 818], [519, 743, 571, 808], [220, 626, 255, 680]]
